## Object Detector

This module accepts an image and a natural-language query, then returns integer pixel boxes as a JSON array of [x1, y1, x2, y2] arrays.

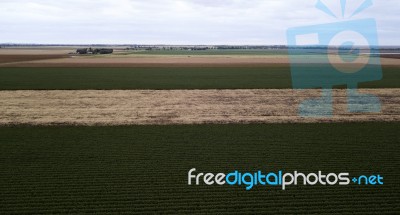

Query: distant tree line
[[76, 48, 113, 55]]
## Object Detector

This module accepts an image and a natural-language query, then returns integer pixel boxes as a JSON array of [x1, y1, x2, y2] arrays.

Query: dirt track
[[0, 89, 399, 125]]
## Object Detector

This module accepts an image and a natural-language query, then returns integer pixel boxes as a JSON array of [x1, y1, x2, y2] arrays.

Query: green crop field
[[0, 123, 399, 214], [0, 66, 399, 90]]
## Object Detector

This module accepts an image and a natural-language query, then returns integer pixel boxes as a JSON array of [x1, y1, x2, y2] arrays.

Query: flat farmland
[[0, 123, 399, 214], [0, 49, 399, 214], [0, 66, 399, 90]]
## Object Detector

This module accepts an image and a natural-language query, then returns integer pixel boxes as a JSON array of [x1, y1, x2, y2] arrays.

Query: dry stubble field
[[1, 89, 399, 125]]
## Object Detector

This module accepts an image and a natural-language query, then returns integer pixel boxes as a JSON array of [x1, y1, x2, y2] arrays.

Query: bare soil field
[[0, 89, 399, 125], [0, 55, 288, 67], [381, 54, 400, 59], [0, 48, 70, 64], [2, 56, 399, 67], [0, 54, 69, 64]]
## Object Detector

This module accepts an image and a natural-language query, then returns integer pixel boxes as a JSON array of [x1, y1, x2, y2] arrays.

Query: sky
[[0, 0, 398, 45]]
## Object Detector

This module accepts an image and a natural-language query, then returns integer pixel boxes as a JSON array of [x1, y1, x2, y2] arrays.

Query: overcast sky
[[0, 0, 398, 45]]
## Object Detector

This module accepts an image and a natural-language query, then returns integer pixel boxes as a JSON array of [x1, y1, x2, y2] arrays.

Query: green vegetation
[[0, 123, 399, 213], [0, 66, 398, 90]]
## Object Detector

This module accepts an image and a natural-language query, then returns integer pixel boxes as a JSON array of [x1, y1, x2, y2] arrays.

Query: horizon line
[[2, 43, 400, 47]]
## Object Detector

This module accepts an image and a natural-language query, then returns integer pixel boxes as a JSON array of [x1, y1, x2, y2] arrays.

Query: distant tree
[[98, 49, 113, 54], [76, 48, 87, 54]]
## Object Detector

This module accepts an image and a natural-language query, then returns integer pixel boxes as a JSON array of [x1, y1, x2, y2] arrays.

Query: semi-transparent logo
[[188, 168, 384, 191], [286, 0, 382, 117]]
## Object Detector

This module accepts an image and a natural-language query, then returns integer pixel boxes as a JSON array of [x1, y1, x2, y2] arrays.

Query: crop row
[[0, 123, 399, 214]]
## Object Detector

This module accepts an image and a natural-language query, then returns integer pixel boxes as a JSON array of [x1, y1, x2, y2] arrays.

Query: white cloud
[[0, 0, 398, 45]]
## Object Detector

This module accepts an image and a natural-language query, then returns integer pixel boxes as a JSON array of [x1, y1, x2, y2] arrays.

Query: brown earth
[[0, 55, 289, 67], [381, 54, 400, 59], [0, 89, 399, 125], [0, 57, 289, 67], [1, 56, 399, 67], [0, 48, 71, 63], [0, 54, 69, 64]]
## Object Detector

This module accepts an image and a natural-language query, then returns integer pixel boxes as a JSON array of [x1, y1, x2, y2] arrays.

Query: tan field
[[0, 89, 399, 125], [0, 47, 73, 55]]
